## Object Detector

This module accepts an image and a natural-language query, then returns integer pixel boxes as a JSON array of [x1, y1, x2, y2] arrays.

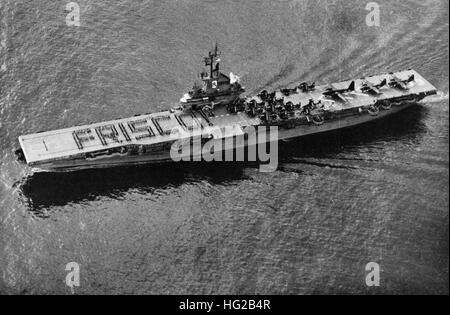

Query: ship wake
[[420, 91, 449, 103]]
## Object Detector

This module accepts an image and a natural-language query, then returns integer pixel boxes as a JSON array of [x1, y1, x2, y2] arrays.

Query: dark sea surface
[[0, 0, 448, 294]]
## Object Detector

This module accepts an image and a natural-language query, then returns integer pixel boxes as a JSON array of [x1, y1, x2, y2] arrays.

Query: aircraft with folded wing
[[360, 78, 387, 94], [388, 73, 415, 90]]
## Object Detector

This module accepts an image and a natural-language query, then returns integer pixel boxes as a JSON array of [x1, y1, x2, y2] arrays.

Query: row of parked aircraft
[[322, 73, 415, 102]]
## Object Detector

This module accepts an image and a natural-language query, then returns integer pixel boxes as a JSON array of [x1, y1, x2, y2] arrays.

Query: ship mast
[[203, 43, 220, 79]]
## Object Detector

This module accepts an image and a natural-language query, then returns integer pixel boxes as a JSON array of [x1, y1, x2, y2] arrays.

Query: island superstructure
[[16, 46, 437, 172]]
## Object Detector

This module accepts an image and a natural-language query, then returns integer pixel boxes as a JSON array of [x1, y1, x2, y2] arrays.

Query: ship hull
[[277, 99, 418, 141], [30, 100, 417, 173], [32, 151, 173, 173]]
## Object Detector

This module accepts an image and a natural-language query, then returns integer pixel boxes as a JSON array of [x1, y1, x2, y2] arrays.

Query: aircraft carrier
[[15, 46, 437, 172]]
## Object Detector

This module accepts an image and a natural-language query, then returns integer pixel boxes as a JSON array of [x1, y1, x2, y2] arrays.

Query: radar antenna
[[203, 43, 221, 79]]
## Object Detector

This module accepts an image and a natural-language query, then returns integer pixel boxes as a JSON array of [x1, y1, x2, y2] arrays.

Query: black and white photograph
[[0, 0, 448, 298]]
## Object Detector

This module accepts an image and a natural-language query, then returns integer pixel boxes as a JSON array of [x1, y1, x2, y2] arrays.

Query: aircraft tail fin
[[378, 78, 387, 88], [347, 81, 355, 91]]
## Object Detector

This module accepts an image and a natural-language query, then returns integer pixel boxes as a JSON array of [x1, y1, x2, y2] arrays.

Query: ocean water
[[0, 0, 448, 294]]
